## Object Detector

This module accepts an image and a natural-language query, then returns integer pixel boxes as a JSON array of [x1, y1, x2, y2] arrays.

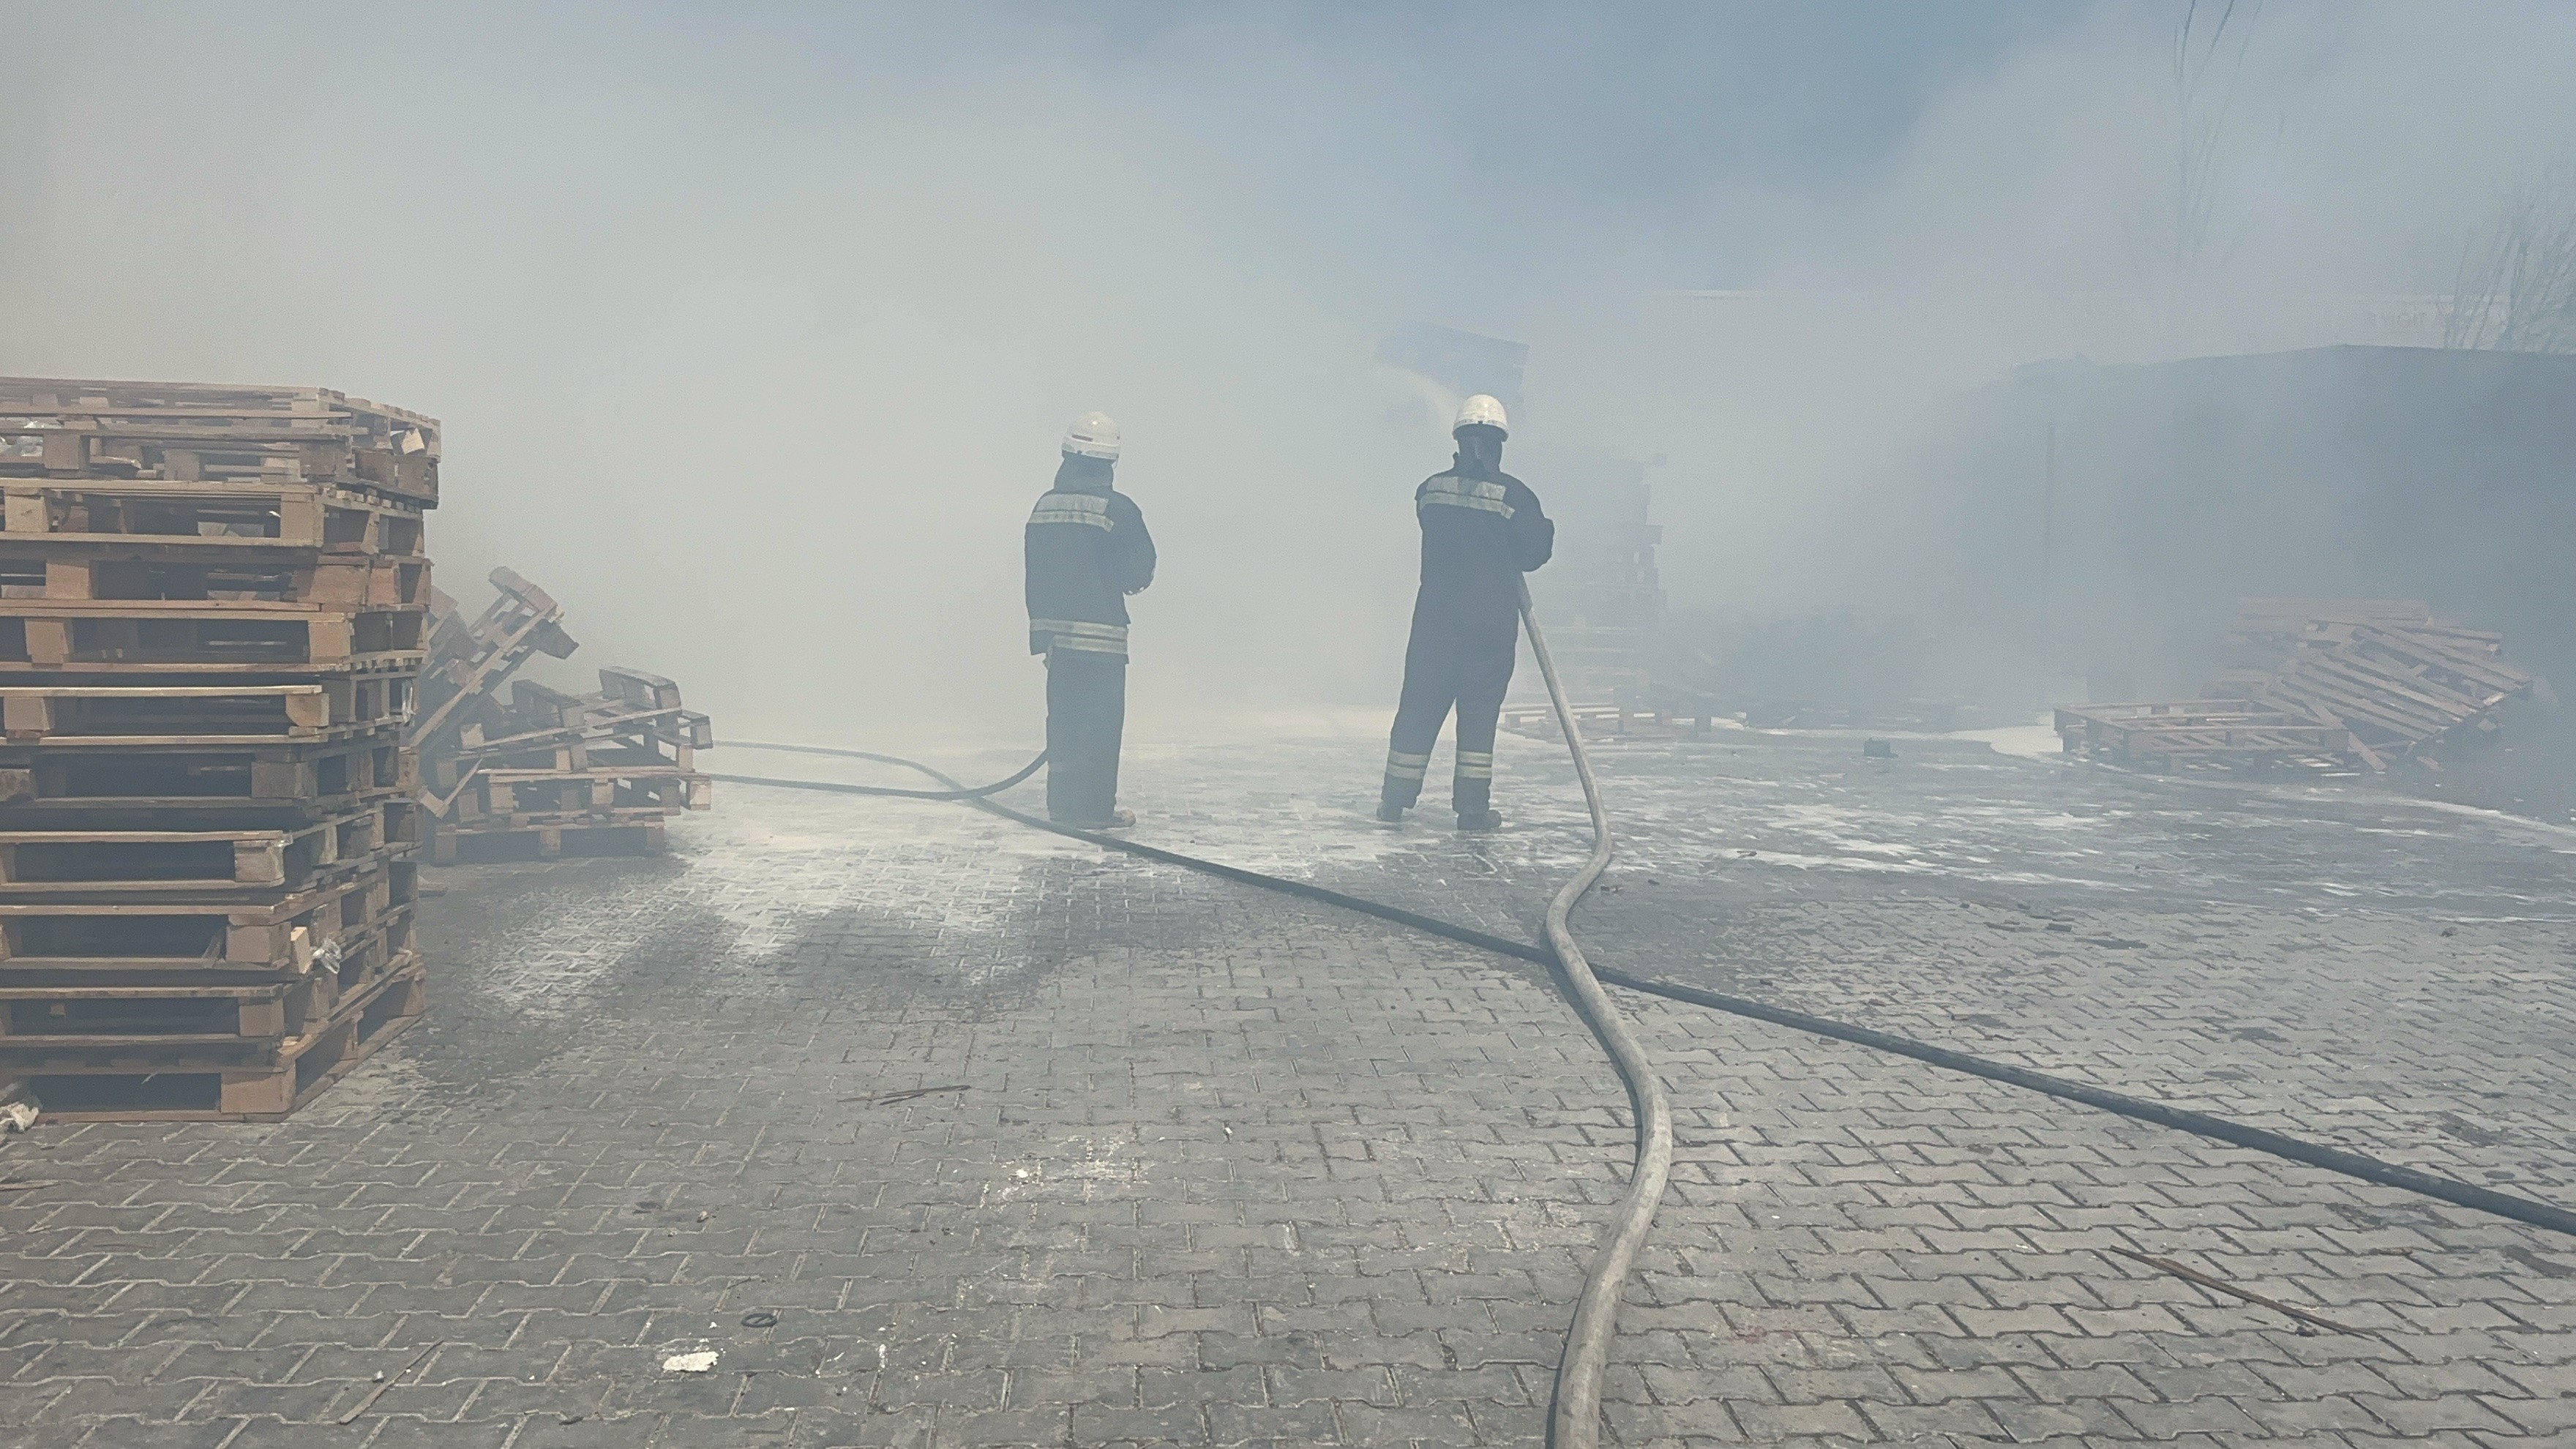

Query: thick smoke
[[4, 3, 2574, 742]]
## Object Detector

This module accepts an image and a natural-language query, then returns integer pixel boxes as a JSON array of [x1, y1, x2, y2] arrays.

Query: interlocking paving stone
[[4, 726, 2576, 1445]]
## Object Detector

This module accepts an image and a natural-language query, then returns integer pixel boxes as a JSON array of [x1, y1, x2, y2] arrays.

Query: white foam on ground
[[1953, 724, 2064, 759]]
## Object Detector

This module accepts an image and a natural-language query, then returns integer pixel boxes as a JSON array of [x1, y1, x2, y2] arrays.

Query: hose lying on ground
[[1514, 581, 1671, 1449], [709, 748, 1046, 801], [719, 586, 1674, 1449], [708, 747, 2576, 1244]]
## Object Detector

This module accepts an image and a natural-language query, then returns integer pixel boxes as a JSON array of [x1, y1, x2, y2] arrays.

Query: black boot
[[1456, 809, 1503, 831]]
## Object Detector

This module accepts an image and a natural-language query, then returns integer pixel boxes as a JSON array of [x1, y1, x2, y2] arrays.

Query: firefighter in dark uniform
[[1379, 394, 1553, 830], [1027, 411, 1155, 828]]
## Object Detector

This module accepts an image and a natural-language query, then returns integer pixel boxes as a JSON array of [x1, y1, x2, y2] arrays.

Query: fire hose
[[705, 594, 2576, 1447]]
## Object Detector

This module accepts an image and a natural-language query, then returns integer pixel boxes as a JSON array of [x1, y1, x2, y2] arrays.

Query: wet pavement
[[6, 716, 2576, 1447]]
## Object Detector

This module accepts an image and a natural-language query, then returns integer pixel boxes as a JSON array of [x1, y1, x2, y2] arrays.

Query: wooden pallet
[[432, 818, 666, 864], [0, 477, 425, 554], [411, 569, 577, 759], [0, 599, 423, 670], [15, 955, 425, 1120], [451, 704, 709, 765], [2056, 700, 2354, 771], [0, 678, 410, 743], [0, 973, 319, 1052], [0, 377, 439, 504], [0, 800, 417, 896], [0, 860, 416, 972], [2231, 597, 2438, 640], [0, 551, 430, 610], [0, 727, 413, 817], [1499, 700, 1702, 741], [449, 767, 708, 819], [599, 665, 683, 711], [0, 920, 415, 1061]]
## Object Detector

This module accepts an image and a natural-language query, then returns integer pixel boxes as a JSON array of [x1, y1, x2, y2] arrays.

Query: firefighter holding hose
[[1026, 411, 1156, 829], [1379, 394, 1554, 830]]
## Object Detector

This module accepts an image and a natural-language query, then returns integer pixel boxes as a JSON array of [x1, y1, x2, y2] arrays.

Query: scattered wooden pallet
[[424, 667, 708, 855], [2224, 599, 2535, 769], [410, 572, 707, 866], [411, 569, 576, 761], [452, 703, 710, 765], [2059, 598, 2538, 773], [450, 767, 706, 818]]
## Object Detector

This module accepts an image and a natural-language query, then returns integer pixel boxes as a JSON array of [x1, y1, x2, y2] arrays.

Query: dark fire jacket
[[1025, 481, 1156, 658], [1409, 467, 1553, 643]]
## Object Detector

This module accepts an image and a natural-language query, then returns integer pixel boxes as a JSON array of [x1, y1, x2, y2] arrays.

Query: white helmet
[[1453, 394, 1508, 438], [1062, 411, 1120, 460]]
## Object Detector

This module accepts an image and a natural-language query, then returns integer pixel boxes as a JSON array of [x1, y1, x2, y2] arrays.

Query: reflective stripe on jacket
[[1413, 468, 1552, 624]]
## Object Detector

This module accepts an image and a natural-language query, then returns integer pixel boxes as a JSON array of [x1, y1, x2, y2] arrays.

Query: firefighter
[[1379, 394, 1553, 829], [1025, 411, 1156, 828]]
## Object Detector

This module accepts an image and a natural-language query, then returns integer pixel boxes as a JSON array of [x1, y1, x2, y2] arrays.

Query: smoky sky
[[4, 2, 2573, 743]]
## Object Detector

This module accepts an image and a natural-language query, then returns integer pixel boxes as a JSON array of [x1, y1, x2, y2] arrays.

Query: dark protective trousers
[[1382, 607, 1517, 815], [1045, 650, 1126, 825]]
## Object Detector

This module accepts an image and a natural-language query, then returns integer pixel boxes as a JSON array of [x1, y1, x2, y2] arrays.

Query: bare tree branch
[[2444, 164, 2576, 353]]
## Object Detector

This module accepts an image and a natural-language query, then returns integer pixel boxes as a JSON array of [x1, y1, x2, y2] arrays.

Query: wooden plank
[[2356, 627, 2532, 694], [2298, 653, 2480, 719], [2273, 675, 2442, 741]]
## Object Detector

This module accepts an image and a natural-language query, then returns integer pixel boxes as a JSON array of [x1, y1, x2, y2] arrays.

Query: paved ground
[[7, 717, 2576, 1448]]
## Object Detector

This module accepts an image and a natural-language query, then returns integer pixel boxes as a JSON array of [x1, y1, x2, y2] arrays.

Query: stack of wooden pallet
[[0, 378, 435, 1120], [414, 569, 708, 861], [2057, 598, 2537, 773]]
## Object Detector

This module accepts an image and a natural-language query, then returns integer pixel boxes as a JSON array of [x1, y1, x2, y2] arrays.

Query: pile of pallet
[[0, 377, 434, 1120], [2058, 599, 2538, 773], [2215, 599, 2536, 770], [415, 569, 708, 861]]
